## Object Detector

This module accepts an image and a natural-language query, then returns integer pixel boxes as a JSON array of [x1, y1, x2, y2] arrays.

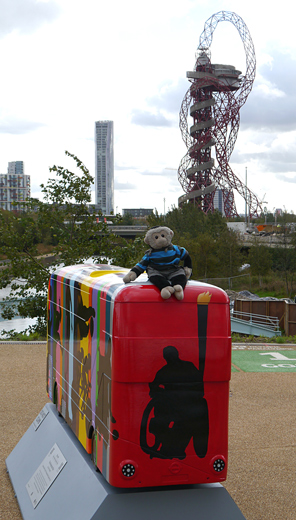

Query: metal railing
[[231, 309, 280, 333]]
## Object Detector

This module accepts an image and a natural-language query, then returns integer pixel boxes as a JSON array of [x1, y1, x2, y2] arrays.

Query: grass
[[36, 243, 56, 256], [217, 272, 293, 300], [1, 329, 295, 344], [231, 333, 296, 343], [0, 330, 46, 341]]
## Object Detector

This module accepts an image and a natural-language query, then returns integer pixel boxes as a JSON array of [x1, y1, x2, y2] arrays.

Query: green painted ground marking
[[232, 350, 296, 372]]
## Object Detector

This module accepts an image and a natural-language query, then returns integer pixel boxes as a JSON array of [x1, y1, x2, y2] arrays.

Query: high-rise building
[[0, 161, 30, 211], [95, 121, 114, 214], [213, 189, 224, 215], [8, 161, 24, 176]]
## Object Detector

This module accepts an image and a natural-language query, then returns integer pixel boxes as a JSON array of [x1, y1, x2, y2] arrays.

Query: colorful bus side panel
[[47, 264, 231, 488]]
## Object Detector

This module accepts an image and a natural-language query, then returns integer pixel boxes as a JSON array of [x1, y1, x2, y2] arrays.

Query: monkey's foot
[[161, 286, 175, 299], [173, 285, 184, 300]]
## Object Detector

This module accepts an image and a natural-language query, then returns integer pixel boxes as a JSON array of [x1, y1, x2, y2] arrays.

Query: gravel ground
[[1, 343, 295, 520]]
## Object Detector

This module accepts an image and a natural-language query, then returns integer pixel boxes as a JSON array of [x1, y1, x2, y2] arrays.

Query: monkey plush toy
[[123, 226, 192, 300]]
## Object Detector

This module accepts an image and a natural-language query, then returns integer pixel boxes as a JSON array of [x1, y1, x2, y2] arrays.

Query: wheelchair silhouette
[[140, 346, 209, 460]]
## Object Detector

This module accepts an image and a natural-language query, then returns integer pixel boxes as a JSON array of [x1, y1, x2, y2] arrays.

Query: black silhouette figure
[[48, 281, 95, 343], [48, 285, 62, 342], [140, 346, 209, 460], [76, 291, 96, 340]]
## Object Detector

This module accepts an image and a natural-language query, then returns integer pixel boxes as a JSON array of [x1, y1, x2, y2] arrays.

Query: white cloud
[[131, 110, 173, 127], [277, 173, 296, 184], [0, 0, 61, 37], [0, 116, 45, 134], [255, 83, 285, 99]]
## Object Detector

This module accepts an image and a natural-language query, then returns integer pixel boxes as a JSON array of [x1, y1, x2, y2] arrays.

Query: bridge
[[102, 225, 147, 239]]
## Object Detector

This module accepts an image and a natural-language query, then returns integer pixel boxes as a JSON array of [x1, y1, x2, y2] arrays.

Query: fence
[[200, 273, 251, 291], [234, 299, 296, 336]]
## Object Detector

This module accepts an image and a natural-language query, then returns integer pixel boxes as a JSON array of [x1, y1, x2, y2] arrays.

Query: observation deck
[[187, 64, 242, 91]]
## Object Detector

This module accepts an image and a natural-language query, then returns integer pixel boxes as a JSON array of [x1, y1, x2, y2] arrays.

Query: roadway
[[239, 233, 291, 248]]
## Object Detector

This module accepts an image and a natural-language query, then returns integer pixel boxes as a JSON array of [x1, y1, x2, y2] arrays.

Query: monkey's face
[[144, 227, 174, 249]]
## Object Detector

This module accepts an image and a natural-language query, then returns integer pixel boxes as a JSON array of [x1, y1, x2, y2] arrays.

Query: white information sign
[[26, 443, 67, 509], [33, 406, 49, 431]]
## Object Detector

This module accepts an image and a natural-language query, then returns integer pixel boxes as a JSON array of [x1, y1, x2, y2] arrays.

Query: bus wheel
[[53, 382, 62, 417], [91, 431, 100, 472]]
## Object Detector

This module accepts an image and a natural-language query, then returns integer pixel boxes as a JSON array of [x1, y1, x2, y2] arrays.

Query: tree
[[146, 210, 166, 228], [120, 213, 134, 225], [147, 204, 229, 240], [190, 233, 219, 279], [248, 239, 272, 286], [163, 204, 207, 239], [216, 229, 244, 279], [0, 152, 117, 337], [110, 236, 147, 268], [271, 242, 296, 299], [270, 215, 296, 298]]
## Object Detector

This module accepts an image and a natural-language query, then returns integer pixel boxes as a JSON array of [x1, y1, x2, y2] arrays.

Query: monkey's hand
[[123, 271, 137, 283], [184, 267, 192, 280]]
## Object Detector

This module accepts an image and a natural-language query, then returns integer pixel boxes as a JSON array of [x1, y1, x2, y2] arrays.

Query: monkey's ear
[[169, 229, 174, 238], [144, 229, 151, 245]]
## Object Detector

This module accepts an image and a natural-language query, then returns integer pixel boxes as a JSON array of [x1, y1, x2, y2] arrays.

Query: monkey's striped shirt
[[131, 244, 192, 276]]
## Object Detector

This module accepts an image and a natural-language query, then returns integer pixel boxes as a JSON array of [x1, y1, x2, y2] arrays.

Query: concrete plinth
[[6, 403, 246, 520]]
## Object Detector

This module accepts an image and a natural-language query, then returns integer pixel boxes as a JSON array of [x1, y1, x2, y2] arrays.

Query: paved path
[[1, 343, 295, 519]]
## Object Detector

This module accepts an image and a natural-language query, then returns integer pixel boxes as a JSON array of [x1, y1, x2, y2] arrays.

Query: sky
[[0, 0, 295, 216]]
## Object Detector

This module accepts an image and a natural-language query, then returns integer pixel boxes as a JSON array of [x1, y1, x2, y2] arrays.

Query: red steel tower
[[178, 11, 262, 218]]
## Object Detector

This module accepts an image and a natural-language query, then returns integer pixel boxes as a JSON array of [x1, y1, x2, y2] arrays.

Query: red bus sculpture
[[47, 264, 231, 488]]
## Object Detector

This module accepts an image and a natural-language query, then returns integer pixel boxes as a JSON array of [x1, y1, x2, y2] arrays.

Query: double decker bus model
[[47, 264, 231, 488]]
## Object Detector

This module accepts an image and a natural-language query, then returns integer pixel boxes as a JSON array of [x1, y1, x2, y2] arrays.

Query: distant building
[[122, 208, 154, 218], [275, 208, 282, 216], [95, 121, 114, 214], [0, 161, 30, 211], [8, 161, 24, 176], [213, 189, 225, 215], [227, 222, 247, 235]]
